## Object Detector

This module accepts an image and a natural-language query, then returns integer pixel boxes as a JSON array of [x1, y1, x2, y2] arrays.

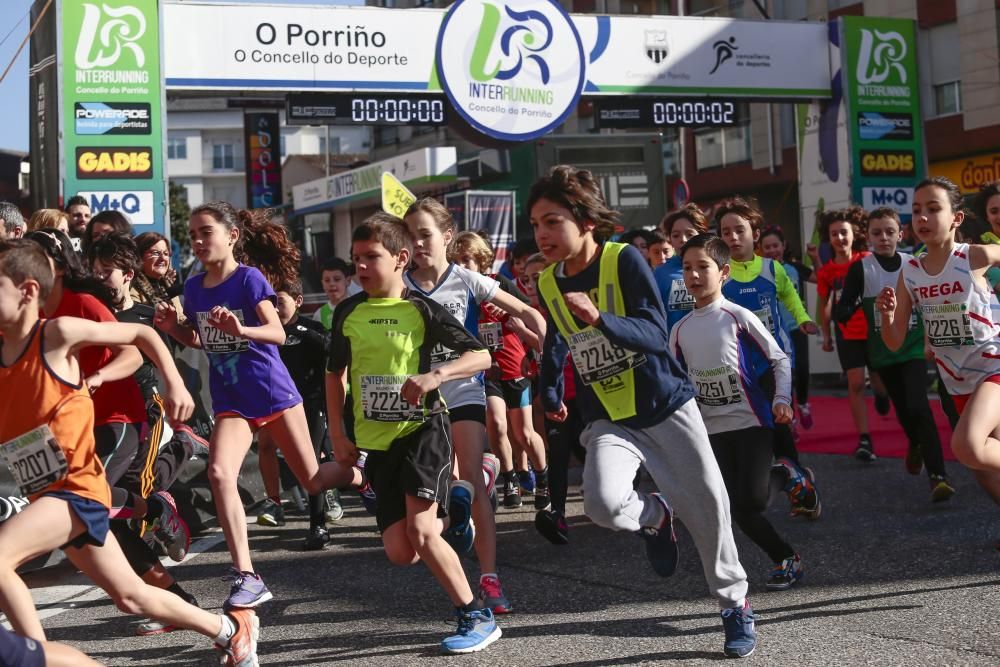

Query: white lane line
[[1, 532, 226, 629]]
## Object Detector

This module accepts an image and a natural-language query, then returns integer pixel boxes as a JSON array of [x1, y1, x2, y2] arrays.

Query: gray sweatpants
[[581, 398, 748, 608]]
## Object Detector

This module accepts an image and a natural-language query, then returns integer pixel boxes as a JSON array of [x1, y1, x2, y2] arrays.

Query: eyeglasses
[[146, 250, 171, 259]]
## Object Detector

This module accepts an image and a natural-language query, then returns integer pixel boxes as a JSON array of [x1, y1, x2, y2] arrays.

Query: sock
[[167, 581, 188, 599], [458, 600, 481, 613], [501, 470, 516, 486], [641, 494, 666, 529], [145, 495, 165, 523], [479, 572, 497, 584], [214, 614, 236, 645], [535, 466, 549, 487]]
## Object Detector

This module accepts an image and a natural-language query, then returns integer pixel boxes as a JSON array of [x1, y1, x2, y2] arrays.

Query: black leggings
[[305, 403, 333, 528], [544, 399, 586, 516], [710, 427, 795, 564], [877, 359, 947, 478], [791, 329, 810, 405]]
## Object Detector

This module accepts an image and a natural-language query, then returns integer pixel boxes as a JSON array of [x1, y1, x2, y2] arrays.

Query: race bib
[[359, 375, 421, 422], [196, 310, 249, 353], [429, 342, 460, 365], [753, 307, 776, 335], [668, 279, 695, 311], [922, 303, 973, 347], [479, 322, 504, 351], [691, 365, 743, 407], [567, 328, 645, 385], [1, 425, 69, 496]]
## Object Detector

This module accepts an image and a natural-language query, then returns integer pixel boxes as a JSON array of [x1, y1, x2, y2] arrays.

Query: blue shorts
[[44, 490, 110, 550], [0, 626, 44, 667]]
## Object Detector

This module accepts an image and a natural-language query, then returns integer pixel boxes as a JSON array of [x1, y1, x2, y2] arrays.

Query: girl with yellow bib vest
[[531, 166, 756, 659]]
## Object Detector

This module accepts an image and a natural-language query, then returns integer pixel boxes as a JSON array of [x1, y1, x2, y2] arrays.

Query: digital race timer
[[286, 93, 448, 126], [594, 98, 739, 129]]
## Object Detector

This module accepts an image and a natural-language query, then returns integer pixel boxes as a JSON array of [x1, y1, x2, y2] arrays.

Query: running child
[[451, 231, 549, 511], [646, 228, 672, 268], [878, 177, 1000, 509], [403, 198, 547, 615], [155, 202, 362, 610], [759, 226, 814, 430], [716, 199, 821, 518], [313, 257, 356, 330], [0, 240, 259, 666], [257, 278, 344, 551], [533, 166, 756, 658], [835, 208, 954, 501], [654, 203, 708, 335], [815, 207, 891, 461], [670, 234, 804, 590], [326, 213, 500, 653]]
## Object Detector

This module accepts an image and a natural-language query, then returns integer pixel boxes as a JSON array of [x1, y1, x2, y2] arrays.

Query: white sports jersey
[[669, 298, 791, 435], [404, 263, 499, 408], [901, 243, 1000, 395]]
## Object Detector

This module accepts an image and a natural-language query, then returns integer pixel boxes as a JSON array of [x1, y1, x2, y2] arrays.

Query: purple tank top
[[183, 265, 301, 418]]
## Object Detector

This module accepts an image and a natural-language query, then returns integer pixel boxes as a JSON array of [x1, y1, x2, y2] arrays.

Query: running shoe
[[874, 392, 891, 416], [502, 478, 522, 508], [151, 491, 191, 562], [223, 568, 273, 610], [798, 402, 814, 430], [517, 469, 535, 494], [777, 458, 820, 520], [534, 509, 569, 545], [443, 480, 476, 554], [354, 454, 378, 515], [482, 453, 500, 513], [172, 422, 211, 457], [256, 499, 285, 527], [854, 435, 877, 462], [303, 525, 331, 551], [479, 574, 512, 614], [905, 444, 923, 476], [440, 608, 501, 654], [929, 475, 956, 503], [136, 591, 198, 636], [533, 483, 551, 511], [720, 599, 757, 658], [323, 489, 344, 524], [640, 493, 679, 577], [216, 609, 260, 667], [765, 554, 803, 591]]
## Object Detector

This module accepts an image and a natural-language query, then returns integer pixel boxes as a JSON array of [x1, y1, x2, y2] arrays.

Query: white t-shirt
[[669, 297, 791, 435], [404, 264, 499, 409]]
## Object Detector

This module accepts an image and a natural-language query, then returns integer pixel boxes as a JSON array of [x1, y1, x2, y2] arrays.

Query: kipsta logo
[[709, 36, 737, 74], [645, 30, 668, 65], [75, 3, 147, 70], [855, 28, 907, 85], [436, 0, 585, 142]]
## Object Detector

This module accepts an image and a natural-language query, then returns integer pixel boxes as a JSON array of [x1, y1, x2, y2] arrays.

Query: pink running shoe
[[151, 491, 191, 562]]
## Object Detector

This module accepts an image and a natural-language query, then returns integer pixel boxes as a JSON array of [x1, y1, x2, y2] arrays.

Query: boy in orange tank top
[[0, 240, 260, 666]]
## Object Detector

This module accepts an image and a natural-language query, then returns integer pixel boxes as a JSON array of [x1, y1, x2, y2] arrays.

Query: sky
[[0, 0, 366, 154]]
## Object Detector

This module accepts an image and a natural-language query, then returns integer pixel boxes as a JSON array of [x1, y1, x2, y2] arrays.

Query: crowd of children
[[4, 169, 1000, 665]]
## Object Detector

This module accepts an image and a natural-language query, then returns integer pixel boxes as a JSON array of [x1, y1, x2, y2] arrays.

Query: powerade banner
[[840, 16, 925, 222], [60, 0, 166, 231], [243, 111, 283, 209]]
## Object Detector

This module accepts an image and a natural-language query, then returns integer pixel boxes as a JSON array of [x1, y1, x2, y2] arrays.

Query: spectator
[[132, 231, 183, 306], [82, 209, 133, 257], [27, 208, 70, 234], [0, 201, 25, 239], [65, 194, 91, 238]]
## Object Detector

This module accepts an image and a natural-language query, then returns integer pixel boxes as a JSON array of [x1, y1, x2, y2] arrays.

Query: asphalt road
[[15, 452, 1000, 666]]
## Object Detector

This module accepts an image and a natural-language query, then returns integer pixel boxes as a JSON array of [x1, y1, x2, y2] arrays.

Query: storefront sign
[[243, 112, 282, 208], [931, 153, 1000, 195], [61, 0, 166, 232]]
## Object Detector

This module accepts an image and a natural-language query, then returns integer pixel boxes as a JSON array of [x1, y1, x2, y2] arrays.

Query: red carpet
[[796, 395, 957, 461]]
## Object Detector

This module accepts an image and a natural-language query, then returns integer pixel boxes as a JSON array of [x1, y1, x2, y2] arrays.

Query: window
[[318, 135, 340, 156], [212, 144, 235, 170], [934, 81, 961, 117], [167, 137, 186, 160], [693, 103, 750, 170], [280, 135, 286, 158]]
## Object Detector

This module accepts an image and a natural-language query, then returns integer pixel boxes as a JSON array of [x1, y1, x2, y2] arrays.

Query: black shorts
[[447, 403, 486, 425], [0, 626, 44, 667], [363, 412, 453, 533], [485, 377, 532, 410], [834, 330, 868, 371]]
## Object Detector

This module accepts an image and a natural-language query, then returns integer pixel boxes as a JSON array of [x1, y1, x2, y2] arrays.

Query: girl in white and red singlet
[[878, 176, 1000, 510]]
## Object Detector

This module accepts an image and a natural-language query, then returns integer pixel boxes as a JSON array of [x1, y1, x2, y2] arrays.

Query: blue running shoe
[[223, 568, 273, 610], [441, 608, 501, 654], [444, 480, 476, 554], [640, 493, 679, 577], [776, 458, 820, 520], [721, 599, 757, 658], [766, 554, 803, 591], [517, 469, 535, 494]]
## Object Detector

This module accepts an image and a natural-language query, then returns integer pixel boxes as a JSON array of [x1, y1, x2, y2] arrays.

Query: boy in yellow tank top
[[0, 240, 260, 666]]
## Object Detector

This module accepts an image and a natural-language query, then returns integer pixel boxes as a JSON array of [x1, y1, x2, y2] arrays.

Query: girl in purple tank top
[[155, 202, 362, 610]]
